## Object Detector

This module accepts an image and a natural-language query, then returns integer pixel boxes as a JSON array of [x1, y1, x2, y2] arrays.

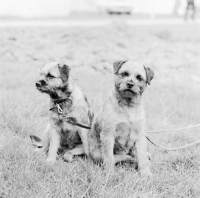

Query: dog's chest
[[51, 112, 76, 129], [120, 105, 144, 120], [115, 105, 145, 131], [114, 105, 145, 153], [52, 116, 80, 148], [50, 108, 79, 137]]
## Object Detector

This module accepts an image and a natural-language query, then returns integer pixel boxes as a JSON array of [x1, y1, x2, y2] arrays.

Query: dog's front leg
[[101, 134, 115, 171], [30, 123, 50, 153], [46, 128, 60, 164], [78, 128, 89, 156], [41, 123, 51, 154], [135, 135, 152, 179]]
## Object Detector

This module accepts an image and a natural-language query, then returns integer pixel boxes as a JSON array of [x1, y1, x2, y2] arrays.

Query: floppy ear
[[113, 60, 127, 74], [144, 66, 154, 85], [59, 64, 71, 82]]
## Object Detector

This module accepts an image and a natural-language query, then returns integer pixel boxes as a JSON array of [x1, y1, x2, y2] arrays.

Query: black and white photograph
[[0, 0, 200, 197]]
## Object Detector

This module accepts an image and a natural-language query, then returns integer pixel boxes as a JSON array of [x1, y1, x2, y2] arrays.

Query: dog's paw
[[46, 157, 56, 164], [63, 153, 73, 162]]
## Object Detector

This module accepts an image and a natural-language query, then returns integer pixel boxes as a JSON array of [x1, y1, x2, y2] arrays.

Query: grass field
[[0, 23, 200, 198]]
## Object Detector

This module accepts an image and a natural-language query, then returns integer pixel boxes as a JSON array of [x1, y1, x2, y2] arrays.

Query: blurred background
[[0, 0, 199, 20]]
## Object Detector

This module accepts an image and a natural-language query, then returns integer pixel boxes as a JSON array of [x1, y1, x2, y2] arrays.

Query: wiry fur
[[30, 62, 93, 163], [88, 60, 154, 178]]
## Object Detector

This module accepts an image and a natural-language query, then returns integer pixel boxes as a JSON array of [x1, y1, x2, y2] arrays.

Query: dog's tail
[[30, 135, 43, 148]]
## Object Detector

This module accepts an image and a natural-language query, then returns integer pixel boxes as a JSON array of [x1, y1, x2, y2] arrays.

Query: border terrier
[[30, 62, 93, 164], [88, 60, 154, 178]]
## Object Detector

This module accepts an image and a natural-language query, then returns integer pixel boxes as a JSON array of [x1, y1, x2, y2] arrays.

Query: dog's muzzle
[[36, 80, 47, 88]]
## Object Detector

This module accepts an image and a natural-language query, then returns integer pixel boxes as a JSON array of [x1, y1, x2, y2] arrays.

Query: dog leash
[[147, 123, 200, 133], [63, 116, 91, 129], [50, 98, 200, 151], [117, 99, 200, 151], [50, 100, 91, 130]]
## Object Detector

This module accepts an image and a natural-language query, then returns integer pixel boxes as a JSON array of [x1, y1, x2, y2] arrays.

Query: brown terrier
[[88, 60, 154, 178], [30, 62, 93, 163]]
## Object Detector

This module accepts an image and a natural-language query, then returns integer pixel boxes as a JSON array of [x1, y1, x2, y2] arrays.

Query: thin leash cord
[[146, 136, 200, 151], [118, 99, 200, 151], [146, 123, 200, 151], [117, 101, 200, 151], [147, 136, 200, 168], [56, 104, 91, 129], [147, 123, 200, 133], [56, 103, 200, 151], [118, 95, 200, 134]]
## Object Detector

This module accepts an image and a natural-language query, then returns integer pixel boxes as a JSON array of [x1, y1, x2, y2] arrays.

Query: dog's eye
[[47, 73, 55, 78], [121, 72, 129, 77], [136, 75, 143, 81]]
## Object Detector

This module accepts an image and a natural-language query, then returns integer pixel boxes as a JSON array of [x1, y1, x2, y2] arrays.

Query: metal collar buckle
[[55, 104, 63, 114]]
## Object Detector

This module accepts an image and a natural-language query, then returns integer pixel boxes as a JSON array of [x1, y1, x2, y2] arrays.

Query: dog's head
[[36, 62, 71, 98], [114, 60, 154, 99]]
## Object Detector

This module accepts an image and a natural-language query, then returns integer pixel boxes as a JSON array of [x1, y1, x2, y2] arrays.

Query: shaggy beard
[[115, 84, 140, 99], [115, 84, 143, 106], [121, 89, 138, 98], [36, 86, 58, 99]]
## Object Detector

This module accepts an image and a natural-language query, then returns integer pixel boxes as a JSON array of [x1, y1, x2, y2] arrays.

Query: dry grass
[[0, 23, 200, 198]]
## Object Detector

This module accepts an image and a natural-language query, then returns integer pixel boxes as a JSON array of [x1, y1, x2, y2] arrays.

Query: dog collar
[[53, 98, 69, 104], [49, 98, 71, 111], [50, 102, 91, 129]]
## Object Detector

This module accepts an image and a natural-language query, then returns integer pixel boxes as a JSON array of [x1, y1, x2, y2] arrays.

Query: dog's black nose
[[36, 80, 46, 87], [126, 82, 134, 89], [36, 81, 41, 87]]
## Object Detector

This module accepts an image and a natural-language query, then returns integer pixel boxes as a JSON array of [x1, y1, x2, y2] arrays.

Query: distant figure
[[185, 0, 195, 20], [174, 0, 181, 16]]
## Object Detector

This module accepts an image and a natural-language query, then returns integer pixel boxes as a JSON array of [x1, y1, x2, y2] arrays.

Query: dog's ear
[[113, 60, 127, 74], [144, 66, 154, 85], [59, 64, 71, 82]]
